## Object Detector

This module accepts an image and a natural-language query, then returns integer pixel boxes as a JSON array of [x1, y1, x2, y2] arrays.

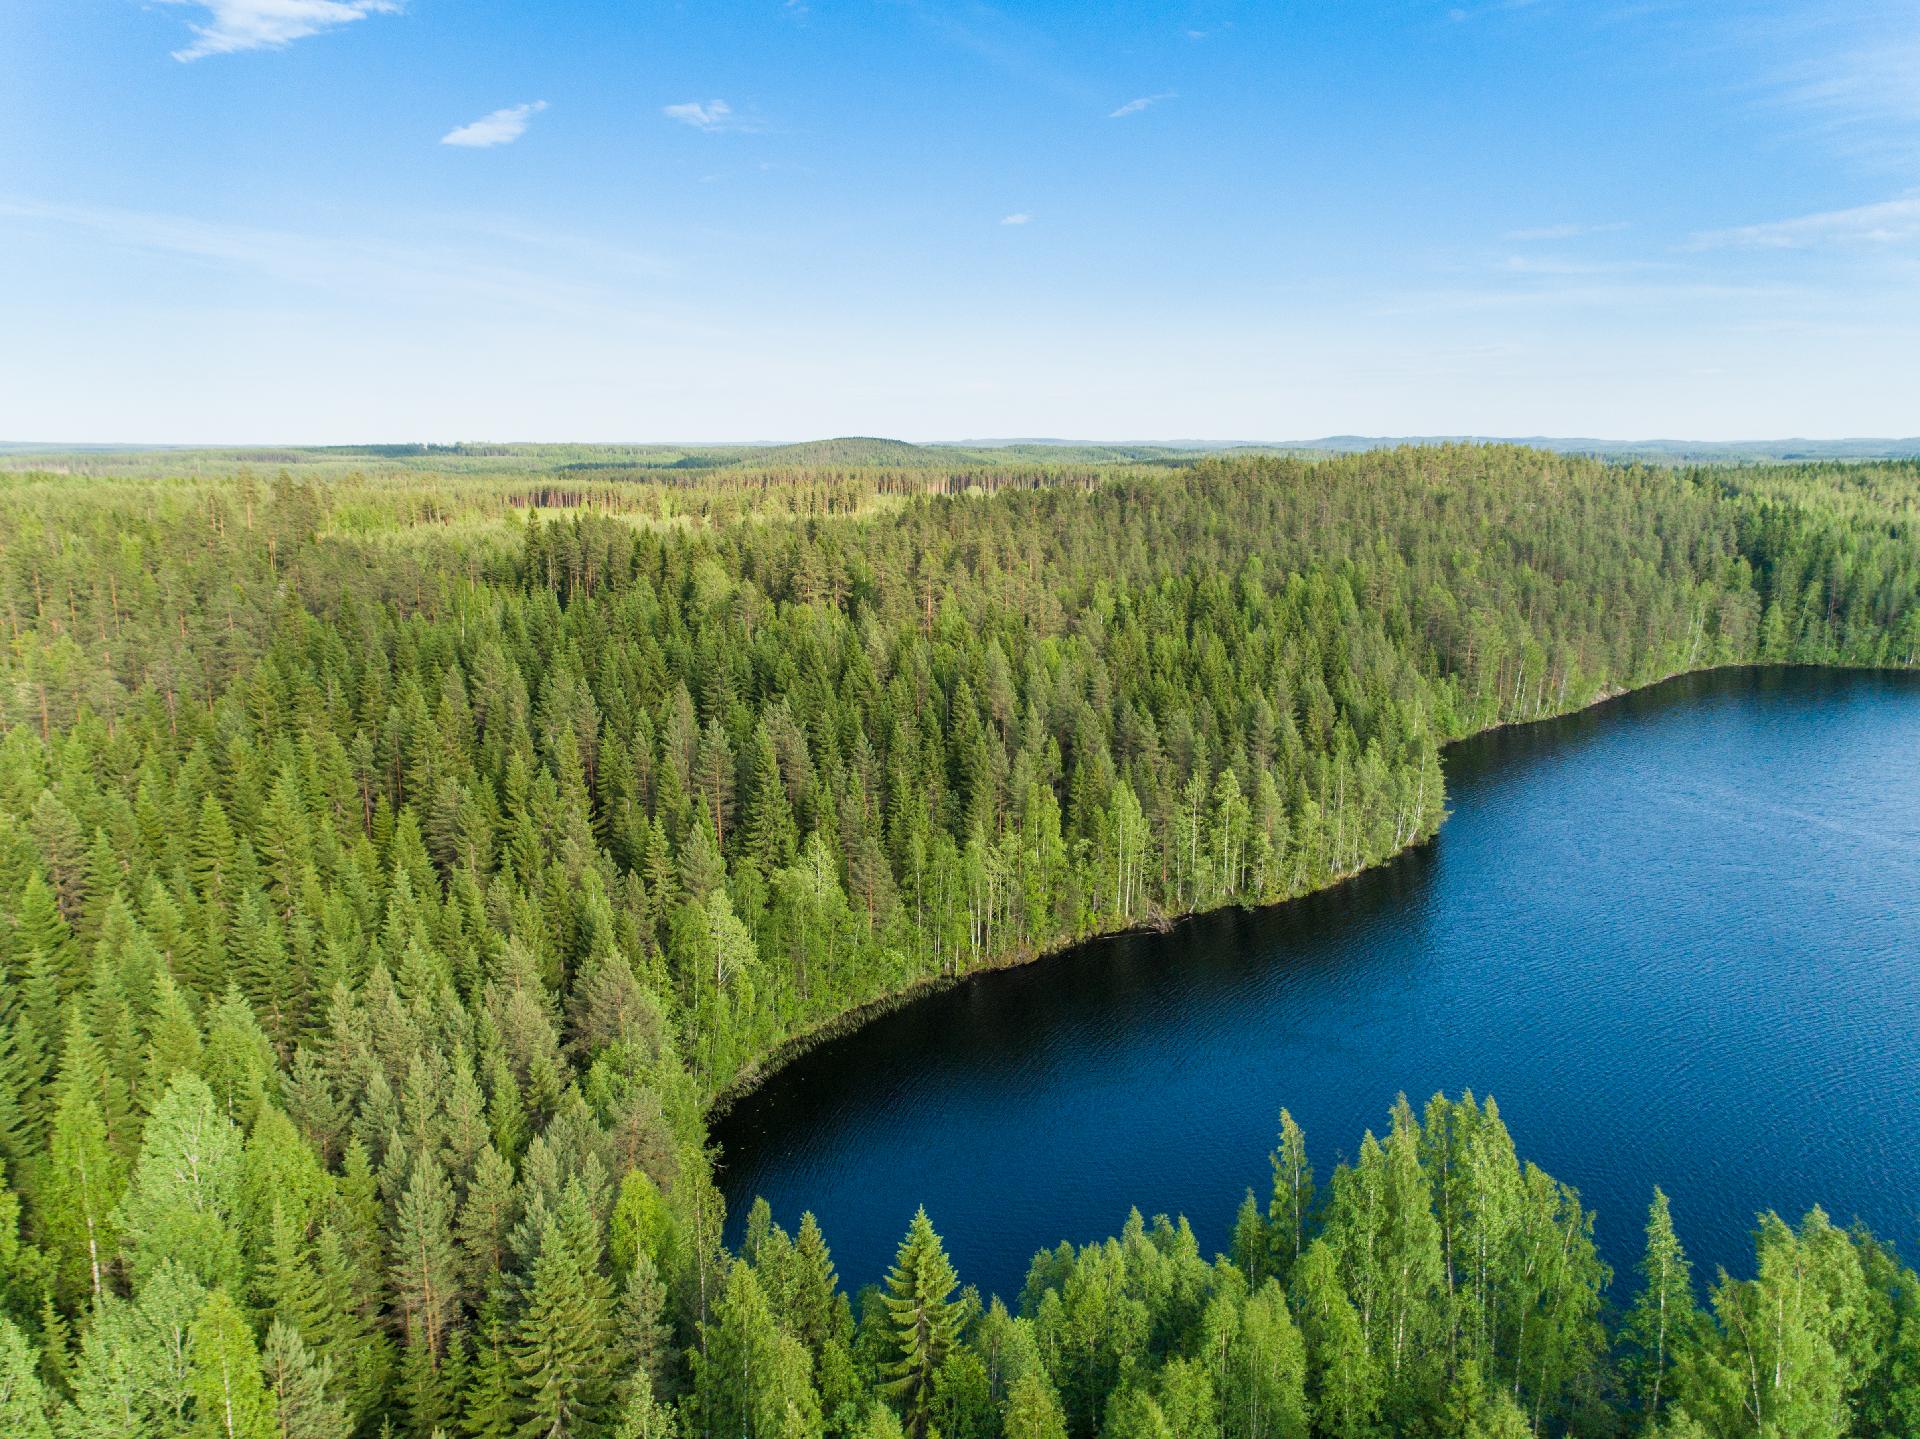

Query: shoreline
[[698, 660, 1789, 1121], [703, 660, 1908, 1127]]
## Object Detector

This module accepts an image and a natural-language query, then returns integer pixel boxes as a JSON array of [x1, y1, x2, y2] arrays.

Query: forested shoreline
[[1, 446, 1917, 1438]]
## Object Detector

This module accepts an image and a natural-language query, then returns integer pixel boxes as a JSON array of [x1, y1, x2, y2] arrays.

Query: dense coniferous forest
[[0, 445, 1917, 1438]]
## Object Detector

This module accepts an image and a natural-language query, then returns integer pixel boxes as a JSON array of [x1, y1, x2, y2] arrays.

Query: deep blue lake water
[[715, 667, 1920, 1301]]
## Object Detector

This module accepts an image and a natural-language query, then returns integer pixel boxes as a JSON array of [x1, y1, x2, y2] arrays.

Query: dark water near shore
[[715, 668, 1920, 1300]]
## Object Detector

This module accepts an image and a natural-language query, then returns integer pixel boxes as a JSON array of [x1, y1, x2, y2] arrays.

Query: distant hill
[[736, 437, 952, 468], [724, 438, 1202, 468], [954, 436, 1920, 464]]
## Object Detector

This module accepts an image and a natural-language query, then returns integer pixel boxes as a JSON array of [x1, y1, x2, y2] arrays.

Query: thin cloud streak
[[1000, 213, 1032, 225], [1689, 196, 1920, 250], [1726, 4, 1920, 168], [888, 0, 1103, 107], [0, 195, 675, 322], [159, 0, 399, 62], [1109, 92, 1176, 118], [1504, 221, 1630, 241], [1382, 278, 1827, 317], [441, 101, 548, 149]]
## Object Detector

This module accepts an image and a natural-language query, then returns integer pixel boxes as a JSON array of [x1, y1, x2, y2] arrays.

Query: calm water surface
[[716, 668, 1920, 1299]]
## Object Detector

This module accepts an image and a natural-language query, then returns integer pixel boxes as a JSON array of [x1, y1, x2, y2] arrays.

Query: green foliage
[[1621, 1188, 1702, 1426], [117, 1074, 244, 1293], [0, 1315, 54, 1439], [692, 1259, 820, 1439], [188, 1290, 277, 1439], [0, 447, 1913, 1439], [880, 1209, 964, 1437]]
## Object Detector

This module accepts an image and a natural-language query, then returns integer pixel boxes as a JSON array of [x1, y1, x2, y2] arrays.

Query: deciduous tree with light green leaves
[[1622, 1188, 1701, 1428], [188, 1290, 276, 1439], [0, 1314, 53, 1439], [117, 1074, 243, 1294]]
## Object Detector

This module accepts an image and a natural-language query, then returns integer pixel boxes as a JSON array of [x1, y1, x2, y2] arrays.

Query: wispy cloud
[[663, 99, 761, 133], [1689, 196, 1920, 250], [1383, 277, 1817, 317], [441, 101, 547, 149], [890, 0, 1102, 107], [1000, 213, 1032, 226], [1109, 92, 1176, 118], [1504, 221, 1630, 242], [1445, 0, 1550, 22], [158, 0, 399, 62], [1499, 254, 1659, 276], [0, 195, 664, 317], [1743, 5, 1920, 167]]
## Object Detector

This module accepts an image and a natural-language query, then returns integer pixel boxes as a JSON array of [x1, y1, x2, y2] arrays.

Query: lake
[[714, 667, 1920, 1300]]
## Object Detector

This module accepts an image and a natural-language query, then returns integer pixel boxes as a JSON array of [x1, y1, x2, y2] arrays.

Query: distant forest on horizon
[[5, 433, 1920, 473]]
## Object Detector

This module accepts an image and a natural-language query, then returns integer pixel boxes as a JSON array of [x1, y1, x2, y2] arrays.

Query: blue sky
[[2, 1, 1917, 442]]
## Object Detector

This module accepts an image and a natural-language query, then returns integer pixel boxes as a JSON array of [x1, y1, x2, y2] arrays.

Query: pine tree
[[391, 1153, 461, 1370], [457, 1145, 520, 1300], [692, 720, 737, 853], [881, 1208, 964, 1438]]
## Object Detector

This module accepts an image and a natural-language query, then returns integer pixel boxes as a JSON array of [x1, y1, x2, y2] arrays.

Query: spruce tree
[[462, 1296, 519, 1439], [262, 1320, 350, 1439], [513, 1218, 615, 1439], [616, 1252, 673, 1404], [881, 1208, 964, 1437]]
